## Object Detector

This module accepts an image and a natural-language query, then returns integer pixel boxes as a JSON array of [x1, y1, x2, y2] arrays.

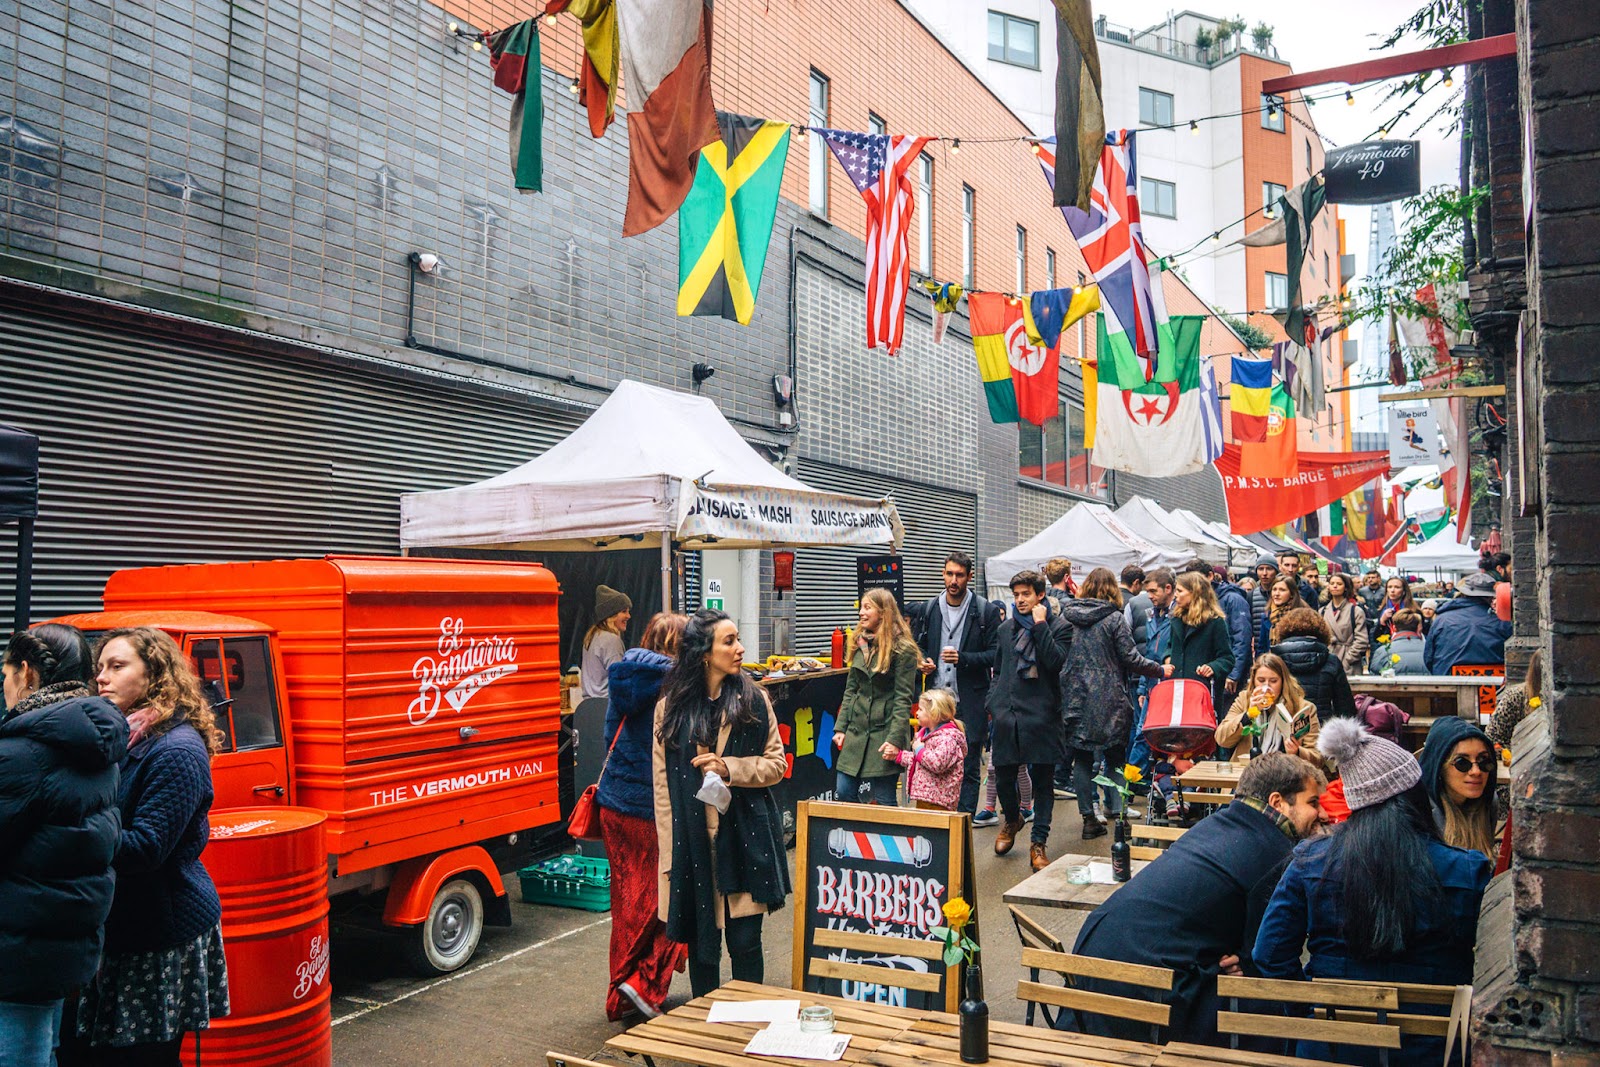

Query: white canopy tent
[[1115, 497, 1229, 567], [1162, 507, 1257, 567], [1395, 522, 1480, 577], [986, 502, 1190, 593], [400, 380, 903, 610]]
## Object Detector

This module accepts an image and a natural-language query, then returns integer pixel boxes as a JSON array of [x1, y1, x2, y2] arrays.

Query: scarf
[[1259, 701, 1292, 754], [663, 685, 789, 965], [126, 706, 162, 748], [1013, 609, 1041, 678], [1268, 600, 1292, 644], [1238, 794, 1301, 843], [936, 591, 971, 690], [3, 680, 93, 722]]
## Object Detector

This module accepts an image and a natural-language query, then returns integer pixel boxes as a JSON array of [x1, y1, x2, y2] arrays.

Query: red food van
[[53, 555, 562, 974]]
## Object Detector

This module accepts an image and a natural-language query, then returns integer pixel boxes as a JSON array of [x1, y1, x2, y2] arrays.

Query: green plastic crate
[[518, 854, 611, 912]]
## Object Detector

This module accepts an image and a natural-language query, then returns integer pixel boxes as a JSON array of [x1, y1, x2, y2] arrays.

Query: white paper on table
[[743, 1026, 852, 1060], [707, 1000, 802, 1024], [1087, 861, 1117, 884]]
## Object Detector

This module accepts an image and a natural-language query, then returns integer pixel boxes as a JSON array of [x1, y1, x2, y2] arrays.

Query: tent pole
[[660, 536, 673, 616], [13, 517, 34, 631]]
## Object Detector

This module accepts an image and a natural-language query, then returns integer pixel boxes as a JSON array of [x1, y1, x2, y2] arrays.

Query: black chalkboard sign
[[792, 800, 976, 1012], [856, 555, 905, 608], [1323, 140, 1422, 204]]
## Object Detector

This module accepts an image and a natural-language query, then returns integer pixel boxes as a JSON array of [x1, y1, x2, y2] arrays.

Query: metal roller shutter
[[0, 290, 587, 620], [792, 459, 978, 657]]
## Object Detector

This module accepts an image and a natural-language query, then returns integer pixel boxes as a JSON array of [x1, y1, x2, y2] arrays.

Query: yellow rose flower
[[1391, 654, 1402, 664], [1529, 696, 1542, 709], [942, 898, 972, 931], [1501, 747, 1513, 766], [1246, 706, 1261, 720], [1123, 764, 1143, 785], [1377, 633, 1390, 644]]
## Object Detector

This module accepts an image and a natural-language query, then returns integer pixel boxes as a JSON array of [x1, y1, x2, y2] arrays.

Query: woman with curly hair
[[80, 627, 228, 1064], [1270, 608, 1358, 724]]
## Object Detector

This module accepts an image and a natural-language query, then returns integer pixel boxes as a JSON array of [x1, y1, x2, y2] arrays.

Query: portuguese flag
[[969, 292, 1019, 424], [677, 113, 791, 325], [1239, 382, 1298, 479], [488, 20, 543, 193]]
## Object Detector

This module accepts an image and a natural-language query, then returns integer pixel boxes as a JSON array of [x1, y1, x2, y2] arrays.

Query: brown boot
[[1030, 842, 1050, 872], [994, 818, 1024, 855]]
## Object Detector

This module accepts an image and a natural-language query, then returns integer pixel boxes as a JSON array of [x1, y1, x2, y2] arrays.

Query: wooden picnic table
[[1001, 852, 1150, 912], [1348, 673, 1501, 721], [1172, 761, 1242, 791]]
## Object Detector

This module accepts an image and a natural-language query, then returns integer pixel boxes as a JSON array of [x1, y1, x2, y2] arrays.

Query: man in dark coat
[[916, 551, 1001, 814], [1064, 753, 1329, 1045], [986, 570, 1068, 866], [1248, 554, 1278, 658], [1424, 572, 1512, 675], [1277, 551, 1320, 610]]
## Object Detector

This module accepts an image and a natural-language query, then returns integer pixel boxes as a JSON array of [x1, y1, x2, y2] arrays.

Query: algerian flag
[[1091, 310, 1208, 478]]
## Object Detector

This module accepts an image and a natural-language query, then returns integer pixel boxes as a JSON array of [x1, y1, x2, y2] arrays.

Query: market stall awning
[[986, 501, 1189, 592], [0, 424, 39, 521], [1115, 497, 1228, 566], [1394, 522, 1480, 577], [400, 380, 902, 551]]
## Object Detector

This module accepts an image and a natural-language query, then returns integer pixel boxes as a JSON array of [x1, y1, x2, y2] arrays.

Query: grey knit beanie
[[594, 584, 632, 622], [1320, 718, 1421, 811], [1254, 552, 1279, 572]]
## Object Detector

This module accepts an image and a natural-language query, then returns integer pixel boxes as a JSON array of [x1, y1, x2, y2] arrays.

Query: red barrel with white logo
[[182, 808, 331, 1067]]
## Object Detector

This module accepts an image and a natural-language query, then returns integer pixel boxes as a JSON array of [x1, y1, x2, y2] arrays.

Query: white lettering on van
[[367, 761, 542, 807], [408, 616, 520, 726]]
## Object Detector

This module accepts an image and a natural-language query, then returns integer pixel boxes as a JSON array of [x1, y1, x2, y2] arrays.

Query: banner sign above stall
[[1322, 140, 1421, 204], [1215, 447, 1392, 534], [680, 483, 904, 549], [1388, 400, 1446, 468]]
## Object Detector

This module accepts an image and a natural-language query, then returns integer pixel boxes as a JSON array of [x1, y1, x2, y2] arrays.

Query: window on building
[[987, 11, 1040, 68], [1019, 400, 1107, 497], [917, 154, 933, 275], [868, 111, 887, 137], [1305, 138, 1314, 176], [1266, 272, 1289, 310], [962, 185, 976, 289], [1262, 93, 1285, 131], [1046, 247, 1057, 289], [1139, 87, 1174, 127], [1263, 181, 1287, 217], [1015, 225, 1027, 292], [1141, 177, 1177, 218], [809, 72, 829, 216]]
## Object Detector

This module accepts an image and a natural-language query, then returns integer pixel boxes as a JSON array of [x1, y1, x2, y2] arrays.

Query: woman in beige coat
[[653, 610, 789, 997], [1318, 572, 1370, 674], [1215, 653, 1323, 768]]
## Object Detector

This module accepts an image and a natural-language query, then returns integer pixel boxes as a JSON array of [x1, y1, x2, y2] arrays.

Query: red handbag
[[566, 718, 627, 840]]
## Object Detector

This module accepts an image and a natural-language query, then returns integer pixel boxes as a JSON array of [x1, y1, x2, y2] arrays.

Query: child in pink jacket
[[880, 689, 967, 810]]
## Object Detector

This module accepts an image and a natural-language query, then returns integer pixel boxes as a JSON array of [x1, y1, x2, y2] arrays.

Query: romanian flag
[[1238, 382, 1297, 479], [969, 292, 1019, 424], [1230, 356, 1273, 443]]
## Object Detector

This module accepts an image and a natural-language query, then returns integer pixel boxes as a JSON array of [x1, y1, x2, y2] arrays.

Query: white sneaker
[[618, 981, 661, 1019]]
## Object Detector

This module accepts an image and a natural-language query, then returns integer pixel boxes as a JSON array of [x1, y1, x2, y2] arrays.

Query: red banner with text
[[1216, 447, 1392, 535]]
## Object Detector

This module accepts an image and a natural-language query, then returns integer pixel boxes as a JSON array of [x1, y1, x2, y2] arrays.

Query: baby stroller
[[1138, 679, 1218, 825]]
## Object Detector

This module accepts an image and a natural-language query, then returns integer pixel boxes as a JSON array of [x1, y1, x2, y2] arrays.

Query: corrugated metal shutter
[[792, 459, 977, 657], [0, 290, 587, 620]]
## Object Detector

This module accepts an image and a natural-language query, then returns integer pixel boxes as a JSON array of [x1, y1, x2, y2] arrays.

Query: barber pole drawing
[[828, 827, 933, 867]]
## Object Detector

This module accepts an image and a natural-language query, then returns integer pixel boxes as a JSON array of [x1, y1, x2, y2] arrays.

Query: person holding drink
[[1215, 653, 1322, 768]]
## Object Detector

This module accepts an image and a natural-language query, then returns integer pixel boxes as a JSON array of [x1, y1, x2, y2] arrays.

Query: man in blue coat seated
[[1424, 572, 1512, 674], [1062, 753, 1329, 1044]]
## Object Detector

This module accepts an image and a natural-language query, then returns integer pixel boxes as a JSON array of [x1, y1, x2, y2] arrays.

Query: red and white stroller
[[1139, 679, 1218, 824]]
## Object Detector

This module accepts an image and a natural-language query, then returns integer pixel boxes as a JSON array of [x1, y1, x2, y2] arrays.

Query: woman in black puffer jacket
[[1271, 608, 1358, 723], [0, 625, 127, 1067]]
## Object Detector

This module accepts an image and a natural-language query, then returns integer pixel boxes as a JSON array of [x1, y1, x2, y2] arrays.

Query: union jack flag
[[817, 128, 933, 354], [1039, 131, 1167, 367]]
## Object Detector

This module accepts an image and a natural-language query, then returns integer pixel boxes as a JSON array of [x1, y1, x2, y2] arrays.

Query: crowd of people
[[1, 625, 228, 1067]]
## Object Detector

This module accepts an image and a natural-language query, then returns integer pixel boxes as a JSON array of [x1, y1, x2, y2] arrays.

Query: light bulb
[[1443, 69, 1454, 88], [569, 77, 580, 94], [448, 20, 459, 32], [472, 38, 482, 50], [950, 138, 961, 154], [1345, 90, 1354, 106], [1211, 232, 1221, 243], [1030, 141, 1041, 155], [1378, 127, 1388, 139], [546, 12, 557, 23], [1190, 120, 1199, 135]]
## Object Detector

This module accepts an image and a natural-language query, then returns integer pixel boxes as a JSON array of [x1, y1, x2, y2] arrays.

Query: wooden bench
[[1129, 822, 1186, 861], [1015, 946, 1174, 1043], [1216, 975, 1402, 1066], [1311, 979, 1472, 1063]]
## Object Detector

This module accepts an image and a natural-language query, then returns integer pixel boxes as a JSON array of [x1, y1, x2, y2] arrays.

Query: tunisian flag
[[617, 0, 719, 236], [997, 297, 1062, 426], [1215, 446, 1390, 535]]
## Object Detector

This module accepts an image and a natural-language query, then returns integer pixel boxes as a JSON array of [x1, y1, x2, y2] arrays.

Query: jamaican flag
[[677, 113, 791, 325]]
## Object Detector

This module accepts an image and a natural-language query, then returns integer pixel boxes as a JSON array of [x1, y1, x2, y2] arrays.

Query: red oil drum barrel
[[182, 808, 331, 1067]]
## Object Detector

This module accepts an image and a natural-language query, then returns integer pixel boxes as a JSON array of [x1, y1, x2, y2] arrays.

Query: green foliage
[[1194, 27, 1214, 49], [1375, 1, 1468, 137], [1344, 184, 1487, 335], [1251, 22, 1274, 49], [1220, 314, 1275, 351]]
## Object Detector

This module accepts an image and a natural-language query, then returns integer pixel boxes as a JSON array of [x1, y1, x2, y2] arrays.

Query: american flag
[[817, 128, 932, 354], [1040, 132, 1167, 365]]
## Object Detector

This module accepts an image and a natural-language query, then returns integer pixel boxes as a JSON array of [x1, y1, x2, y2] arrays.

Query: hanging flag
[[1235, 178, 1315, 247], [1050, 0, 1105, 213], [1387, 306, 1408, 386], [487, 20, 543, 193], [1280, 179, 1327, 343], [616, 0, 718, 236], [1238, 383, 1298, 479], [677, 113, 791, 325], [1040, 133, 1166, 361], [545, 0, 619, 138], [1342, 480, 1387, 542], [1199, 359, 1224, 465], [1023, 285, 1100, 348], [969, 292, 1019, 424], [819, 129, 934, 354], [1081, 358, 1098, 449], [922, 280, 963, 344], [1313, 497, 1345, 543], [1091, 312, 1208, 478], [1215, 448, 1391, 534], [1230, 356, 1273, 442]]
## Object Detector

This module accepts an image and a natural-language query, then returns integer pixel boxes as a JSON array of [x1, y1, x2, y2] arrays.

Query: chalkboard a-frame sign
[[792, 800, 977, 1013]]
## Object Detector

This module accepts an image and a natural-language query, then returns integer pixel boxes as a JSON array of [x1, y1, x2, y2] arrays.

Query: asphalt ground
[[330, 795, 1117, 1065]]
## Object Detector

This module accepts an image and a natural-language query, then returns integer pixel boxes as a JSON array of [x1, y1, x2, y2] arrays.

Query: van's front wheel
[[404, 877, 484, 975]]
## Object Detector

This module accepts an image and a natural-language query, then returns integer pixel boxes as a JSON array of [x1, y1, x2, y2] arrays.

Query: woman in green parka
[[832, 588, 919, 805]]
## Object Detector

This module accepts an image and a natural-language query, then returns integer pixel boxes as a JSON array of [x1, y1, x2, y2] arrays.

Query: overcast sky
[[1106, 1, 1464, 278]]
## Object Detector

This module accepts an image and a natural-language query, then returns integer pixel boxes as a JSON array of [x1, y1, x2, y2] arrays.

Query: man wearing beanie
[[580, 584, 633, 699], [1253, 718, 1491, 1065], [1248, 554, 1278, 659]]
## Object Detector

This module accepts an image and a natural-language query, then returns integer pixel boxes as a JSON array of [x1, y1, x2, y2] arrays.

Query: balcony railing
[[1092, 16, 1280, 65]]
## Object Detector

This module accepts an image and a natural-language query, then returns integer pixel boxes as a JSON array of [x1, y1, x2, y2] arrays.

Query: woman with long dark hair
[[1318, 573, 1369, 674], [1254, 719, 1490, 1065], [0, 625, 127, 1067], [652, 611, 789, 997]]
